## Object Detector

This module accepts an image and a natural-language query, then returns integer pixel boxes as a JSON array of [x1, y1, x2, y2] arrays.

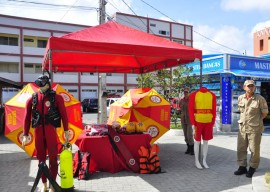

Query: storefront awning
[[221, 69, 270, 79]]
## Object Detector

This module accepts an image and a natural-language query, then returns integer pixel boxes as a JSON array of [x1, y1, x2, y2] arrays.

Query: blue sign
[[221, 76, 232, 124], [186, 57, 224, 75], [230, 56, 270, 72]]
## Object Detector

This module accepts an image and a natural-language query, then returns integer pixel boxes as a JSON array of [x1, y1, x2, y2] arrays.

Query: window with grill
[[0, 36, 18, 46], [158, 30, 170, 36], [0, 62, 19, 72], [37, 39, 47, 48]]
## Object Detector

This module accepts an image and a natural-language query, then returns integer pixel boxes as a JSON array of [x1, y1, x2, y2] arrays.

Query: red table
[[75, 131, 152, 173]]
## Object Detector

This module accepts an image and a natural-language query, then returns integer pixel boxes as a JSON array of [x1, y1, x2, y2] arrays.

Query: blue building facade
[[186, 54, 270, 132]]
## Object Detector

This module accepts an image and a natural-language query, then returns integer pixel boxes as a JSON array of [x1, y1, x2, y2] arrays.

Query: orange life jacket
[[138, 144, 161, 174]]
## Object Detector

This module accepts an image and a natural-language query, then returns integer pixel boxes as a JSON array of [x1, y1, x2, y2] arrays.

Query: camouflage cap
[[183, 87, 190, 92], [244, 80, 255, 86]]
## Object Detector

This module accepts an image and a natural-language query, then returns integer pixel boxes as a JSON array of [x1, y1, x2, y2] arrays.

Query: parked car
[[107, 98, 120, 116], [82, 98, 98, 113]]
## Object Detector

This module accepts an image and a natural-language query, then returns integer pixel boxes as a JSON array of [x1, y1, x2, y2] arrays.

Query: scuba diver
[[22, 75, 69, 192]]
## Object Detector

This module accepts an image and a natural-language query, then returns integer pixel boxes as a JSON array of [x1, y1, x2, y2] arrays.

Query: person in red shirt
[[22, 75, 69, 192], [188, 87, 216, 169]]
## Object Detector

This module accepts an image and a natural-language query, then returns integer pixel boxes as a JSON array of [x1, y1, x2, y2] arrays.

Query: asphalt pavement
[[1, 115, 270, 192]]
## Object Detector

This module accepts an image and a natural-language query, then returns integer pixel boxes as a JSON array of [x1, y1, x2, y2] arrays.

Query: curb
[[167, 129, 239, 136]]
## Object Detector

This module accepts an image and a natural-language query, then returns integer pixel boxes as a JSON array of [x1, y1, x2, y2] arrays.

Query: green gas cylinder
[[60, 143, 74, 191]]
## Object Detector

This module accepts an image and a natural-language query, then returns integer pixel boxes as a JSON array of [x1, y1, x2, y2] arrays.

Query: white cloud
[[252, 20, 270, 33], [193, 25, 253, 56], [221, 0, 270, 11]]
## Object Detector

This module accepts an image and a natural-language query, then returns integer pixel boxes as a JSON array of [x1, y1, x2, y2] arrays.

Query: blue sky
[[1, 0, 270, 56]]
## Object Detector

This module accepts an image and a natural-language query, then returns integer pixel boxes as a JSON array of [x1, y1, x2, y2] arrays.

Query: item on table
[[85, 123, 108, 136], [125, 122, 136, 133]]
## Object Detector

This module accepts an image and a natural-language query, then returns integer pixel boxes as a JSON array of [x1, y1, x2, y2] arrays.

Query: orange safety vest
[[188, 87, 216, 125], [138, 144, 161, 174]]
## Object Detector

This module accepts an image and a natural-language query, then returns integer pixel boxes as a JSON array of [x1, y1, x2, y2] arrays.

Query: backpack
[[73, 150, 91, 180]]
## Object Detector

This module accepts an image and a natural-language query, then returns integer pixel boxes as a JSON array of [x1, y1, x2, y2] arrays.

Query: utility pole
[[97, 0, 107, 124]]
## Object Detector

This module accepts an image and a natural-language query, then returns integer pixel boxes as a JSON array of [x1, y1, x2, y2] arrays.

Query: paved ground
[[1, 129, 270, 192]]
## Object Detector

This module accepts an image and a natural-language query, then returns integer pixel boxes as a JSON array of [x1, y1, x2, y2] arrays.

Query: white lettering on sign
[[256, 27, 270, 38], [203, 61, 221, 69], [193, 64, 200, 70], [254, 62, 270, 70]]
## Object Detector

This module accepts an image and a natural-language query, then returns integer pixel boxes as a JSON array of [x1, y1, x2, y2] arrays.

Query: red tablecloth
[[75, 131, 152, 173]]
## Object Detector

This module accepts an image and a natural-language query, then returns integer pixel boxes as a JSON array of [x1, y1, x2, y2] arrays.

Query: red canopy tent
[[42, 21, 202, 73]]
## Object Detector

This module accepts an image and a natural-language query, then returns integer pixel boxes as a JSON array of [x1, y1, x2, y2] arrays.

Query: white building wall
[[23, 74, 38, 83], [23, 56, 42, 63], [149, 19, 170, 36], [106, 75, 124, 84], [81, 75, 99, 84], [53, 32, 68, 37], [23, 47, 45, 55], [171, 24, 185, 39], [126, 74, 138, 84], [0, 45, 20, 54], [0, 16, 86, 32], [116, 14, 148, 32], [0, 26, 20, 34], [23, 29, 51, 37], [1, 13, 193, 102], [53, 73, 79, 83], [81, 86, 98, 100], [115, 12, 193, 47], [185, 26, 192, 40]]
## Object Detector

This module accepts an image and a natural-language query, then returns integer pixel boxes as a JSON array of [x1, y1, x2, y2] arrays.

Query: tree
[[154, 69, 171, 100], [136, 73, 155, 88], [136, 65, 200, 99], [171, 65, 200, 97]]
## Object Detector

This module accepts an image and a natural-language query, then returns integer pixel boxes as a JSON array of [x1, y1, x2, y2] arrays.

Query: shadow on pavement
[[78, 138, 269, 192], [0, 135, 37, 191], [1, 133, 270, 192]]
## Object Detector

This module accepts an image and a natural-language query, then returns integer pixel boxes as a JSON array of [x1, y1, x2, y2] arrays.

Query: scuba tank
[[60, 143, 74, 192]]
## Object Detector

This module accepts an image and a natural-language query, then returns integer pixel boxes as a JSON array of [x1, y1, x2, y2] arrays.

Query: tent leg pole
[[49, 49, 53, 83], [200, 59, 202, 88], [98, 73, 107, 124]]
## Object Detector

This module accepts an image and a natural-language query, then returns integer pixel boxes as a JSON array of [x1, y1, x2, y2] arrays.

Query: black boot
[[185, 144, 190, 154], [234, 166, 247, 175], [189, 145, 194, 155], [246, 167, 256, 178]]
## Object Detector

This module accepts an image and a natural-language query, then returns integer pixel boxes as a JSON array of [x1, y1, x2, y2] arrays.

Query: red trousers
[[34, 124, 58, 183]]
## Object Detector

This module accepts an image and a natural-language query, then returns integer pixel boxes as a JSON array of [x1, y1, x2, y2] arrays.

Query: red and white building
[[0, 13, 194, 103], [253, 26, 270, 56]]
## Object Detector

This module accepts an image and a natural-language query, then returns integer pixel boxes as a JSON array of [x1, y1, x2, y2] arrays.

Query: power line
[[6, 0, 97, 10], [140, 0, 242, 54], [107, 0, 147, 32], [121, 0, 155, 34], [58, 0, 79, 22]]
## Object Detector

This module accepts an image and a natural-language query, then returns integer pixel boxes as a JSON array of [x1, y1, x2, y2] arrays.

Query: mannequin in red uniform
[[188, 87, 216, 169], [22, 75, 69, 192]]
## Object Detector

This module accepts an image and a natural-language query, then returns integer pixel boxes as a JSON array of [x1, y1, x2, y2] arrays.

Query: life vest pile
[[138, 144, 161, 174]]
